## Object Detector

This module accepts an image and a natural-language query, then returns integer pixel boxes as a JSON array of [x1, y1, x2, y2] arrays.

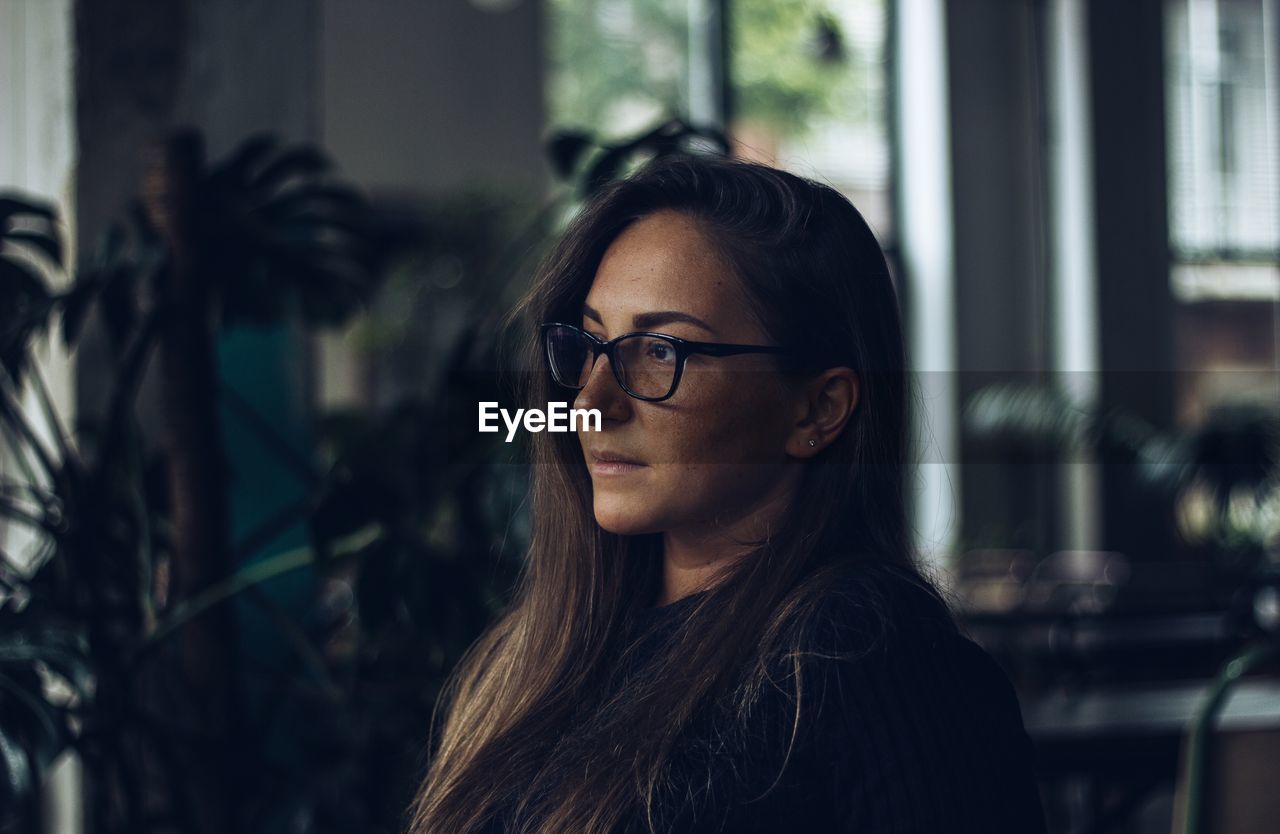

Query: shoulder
[[797, 560, 1026, 731], [794, 560, 961, 662], [786, 561, 1047, 833]]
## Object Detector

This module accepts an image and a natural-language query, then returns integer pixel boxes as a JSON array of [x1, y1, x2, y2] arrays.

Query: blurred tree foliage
[[547, 0, 862, 142]]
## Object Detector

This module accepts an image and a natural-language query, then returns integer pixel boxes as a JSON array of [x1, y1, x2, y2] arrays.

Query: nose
[[573, 352, 631, 421]]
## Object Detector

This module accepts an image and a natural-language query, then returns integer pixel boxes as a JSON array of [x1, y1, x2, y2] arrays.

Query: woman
[[406, 153, 1046, 833]]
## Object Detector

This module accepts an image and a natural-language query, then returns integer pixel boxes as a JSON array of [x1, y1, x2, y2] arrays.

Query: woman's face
[[572, 209, 807, 541]]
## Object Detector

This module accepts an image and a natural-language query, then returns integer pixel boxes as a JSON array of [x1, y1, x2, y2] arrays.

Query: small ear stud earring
[[808, 439, 817, 447]]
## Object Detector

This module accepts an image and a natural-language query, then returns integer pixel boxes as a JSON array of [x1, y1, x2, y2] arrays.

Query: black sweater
[[480, 564, 1048, 833]]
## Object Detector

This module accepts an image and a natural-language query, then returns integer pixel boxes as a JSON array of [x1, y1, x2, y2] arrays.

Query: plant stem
[[131, 522, 382, 663]]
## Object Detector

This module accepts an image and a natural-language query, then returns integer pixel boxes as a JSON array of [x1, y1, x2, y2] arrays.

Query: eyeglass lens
[[545, 326, 678, 399]]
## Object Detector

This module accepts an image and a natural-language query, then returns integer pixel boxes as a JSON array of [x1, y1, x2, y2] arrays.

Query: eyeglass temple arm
[[684, 341, 791, 357]]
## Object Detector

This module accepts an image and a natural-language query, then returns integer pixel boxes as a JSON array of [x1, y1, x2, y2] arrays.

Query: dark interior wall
[[74, 0, 319, 267], [74, 0, 550, 419], [73, 0, 320, 427], [311, 0, 548, 404], [946, 0, 1058, 553], [319, 0, 548, 199], [73, 0, 550, 386], [176, 0, 321, 158], [1087, 0, 1175, 423], [74, 0, 191, 310], [1087, 0, 1179, 561]]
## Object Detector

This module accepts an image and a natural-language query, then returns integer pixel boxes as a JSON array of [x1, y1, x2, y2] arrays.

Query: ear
[[784, 367, 859, 458]]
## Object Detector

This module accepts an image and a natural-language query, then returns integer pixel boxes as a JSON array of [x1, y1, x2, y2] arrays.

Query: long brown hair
[[404, 153, 953, 834]]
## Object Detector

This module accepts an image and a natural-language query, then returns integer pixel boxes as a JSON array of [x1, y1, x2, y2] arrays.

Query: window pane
[[1166, 0, 1280, 258], [545, 0, 695, 137], [729, 0, 893, 243], [1165, 0, 1280, 430], [545, 1, 893, 244]]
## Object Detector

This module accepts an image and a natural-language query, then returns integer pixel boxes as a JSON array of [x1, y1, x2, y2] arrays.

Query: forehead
[[584, 210, 756, 334]]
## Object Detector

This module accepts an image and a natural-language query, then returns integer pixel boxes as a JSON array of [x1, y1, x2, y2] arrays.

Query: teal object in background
[[218, 321, 316, 686]]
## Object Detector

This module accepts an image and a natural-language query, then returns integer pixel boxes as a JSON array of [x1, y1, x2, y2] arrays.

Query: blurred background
[[2, 0, 1279, 832]]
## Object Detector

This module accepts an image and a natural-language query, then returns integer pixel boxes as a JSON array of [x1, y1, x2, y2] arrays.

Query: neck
[[656, 468, 799, 606], [655, 534, 738, 606]]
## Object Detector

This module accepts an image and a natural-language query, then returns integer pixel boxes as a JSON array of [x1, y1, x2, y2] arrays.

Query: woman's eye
[[646, 341, 674, 362]]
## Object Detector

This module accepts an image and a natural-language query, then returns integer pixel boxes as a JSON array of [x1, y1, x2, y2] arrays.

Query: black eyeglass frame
[[540, 321, 793, 402]]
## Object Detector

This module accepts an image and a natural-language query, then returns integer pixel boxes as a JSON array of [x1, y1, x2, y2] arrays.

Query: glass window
[[1164, 0, 1280, 426], [545, 0, 697, 137], [544, 0, 894, 246], [1166, 0, 1279, 259], [730, 0, 893, 244]]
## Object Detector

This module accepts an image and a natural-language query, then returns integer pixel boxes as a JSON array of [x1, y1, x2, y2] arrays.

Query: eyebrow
[[581, 303, 717, 335]]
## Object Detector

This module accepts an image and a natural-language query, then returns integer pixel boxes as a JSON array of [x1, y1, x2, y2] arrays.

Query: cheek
[[586, 370, 790, 534], [653, 372, 787, 466]]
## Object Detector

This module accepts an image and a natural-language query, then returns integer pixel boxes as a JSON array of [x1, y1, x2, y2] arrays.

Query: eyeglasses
[[540, 322, 792, 402]]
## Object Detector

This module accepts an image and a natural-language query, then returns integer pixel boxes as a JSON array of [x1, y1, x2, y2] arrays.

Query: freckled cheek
[[641, 390, 776, 466]]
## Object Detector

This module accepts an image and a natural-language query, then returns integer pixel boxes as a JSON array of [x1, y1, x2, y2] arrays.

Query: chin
[[592, 500, 662, 536], [596, 519, 654, 536]]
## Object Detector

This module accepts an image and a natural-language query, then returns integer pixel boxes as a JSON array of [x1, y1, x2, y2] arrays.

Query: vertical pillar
[[896, 0, 960, 578], [1087, 0, 1178, 560], [1047, 0, 1102, 551]]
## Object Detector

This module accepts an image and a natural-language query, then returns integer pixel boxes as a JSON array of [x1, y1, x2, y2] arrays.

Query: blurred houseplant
[[0, 117, 729, 834], [962, 382, 1280, 609], [0, 129, 531, 834], [963, 387, 1280, 834]]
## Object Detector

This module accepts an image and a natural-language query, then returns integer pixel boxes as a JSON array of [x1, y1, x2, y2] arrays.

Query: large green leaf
[[2, 230, 63, 268], [202, 134, 384, 330], [0, 256, 54, 384], [0, 196, 56, 228], [0, 196, 80, 376]]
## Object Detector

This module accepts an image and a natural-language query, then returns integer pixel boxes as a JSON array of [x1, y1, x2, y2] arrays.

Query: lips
[[591, 449, 646, 466]]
